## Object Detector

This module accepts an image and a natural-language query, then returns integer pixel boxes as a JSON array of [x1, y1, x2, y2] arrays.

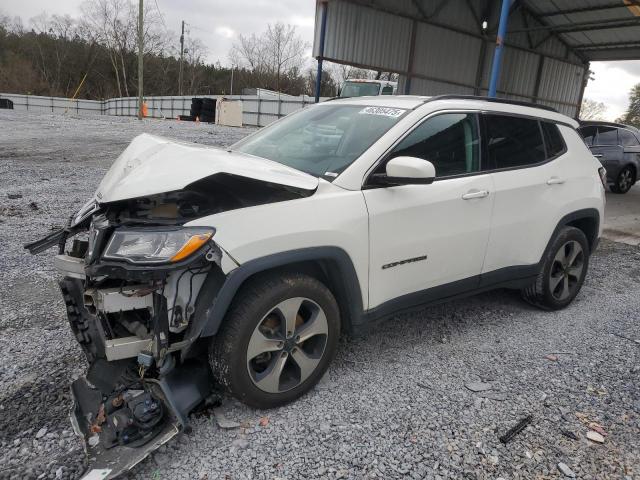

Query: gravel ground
[[0, 110, 639, 480]]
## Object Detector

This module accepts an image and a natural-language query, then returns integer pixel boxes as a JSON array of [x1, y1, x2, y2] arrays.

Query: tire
[[610, 166, 635, 194], [521, 226, 590, 310], [209, 272, 341, 409]]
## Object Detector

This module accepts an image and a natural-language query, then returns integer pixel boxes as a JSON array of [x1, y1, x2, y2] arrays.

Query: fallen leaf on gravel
[[465, 381, 492, 392], [588, 423, 607, 436], [545, 354, 558, 361], [259, 416, 269, 427], [213, 408, 240, 429], [587, 431, 605, 443], [575, 412, 590, 425]]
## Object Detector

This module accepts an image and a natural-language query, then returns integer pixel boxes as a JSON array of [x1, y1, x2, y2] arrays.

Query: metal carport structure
[[312, 0, 640, 117]]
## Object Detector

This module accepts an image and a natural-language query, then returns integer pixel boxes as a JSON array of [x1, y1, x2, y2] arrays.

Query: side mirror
[[371, 156, 436, 186]]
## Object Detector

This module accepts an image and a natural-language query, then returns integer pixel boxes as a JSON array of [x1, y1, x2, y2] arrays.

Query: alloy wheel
[[246, 297, 328, 393], [618, 168, 633, 192], [549, 240, 584, 301]]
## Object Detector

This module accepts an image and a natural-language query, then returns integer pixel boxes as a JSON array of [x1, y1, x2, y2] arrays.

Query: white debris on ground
[[1, 110, 639, 480]]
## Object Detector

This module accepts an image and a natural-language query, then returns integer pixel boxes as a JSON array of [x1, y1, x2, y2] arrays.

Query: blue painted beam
[[488, 0, 514, 98]]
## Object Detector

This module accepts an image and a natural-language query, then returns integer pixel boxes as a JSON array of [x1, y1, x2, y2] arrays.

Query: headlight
[[103, 228, 214, 264]]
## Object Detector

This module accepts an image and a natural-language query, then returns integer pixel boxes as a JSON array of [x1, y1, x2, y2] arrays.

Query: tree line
[[0, 0, 340, 100]]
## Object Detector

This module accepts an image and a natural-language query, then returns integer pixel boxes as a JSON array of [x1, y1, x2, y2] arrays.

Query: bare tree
[[230, 22, 309, 92], [580, 98, 607, 121], [184, 37, 207, 94], [30, 14, 82, 94], [80, 0, 165, 97]]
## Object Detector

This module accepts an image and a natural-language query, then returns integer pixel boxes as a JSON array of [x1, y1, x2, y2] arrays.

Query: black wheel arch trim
[[546, 208, 600, 254], [195, 246, 364, 339]]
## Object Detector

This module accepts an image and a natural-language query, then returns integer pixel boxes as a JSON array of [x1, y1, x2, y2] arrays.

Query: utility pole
[[137, 0, 144, 119], [179, 21, 185, 96]]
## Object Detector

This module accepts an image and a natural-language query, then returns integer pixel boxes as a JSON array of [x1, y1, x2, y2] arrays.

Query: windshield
[[340, 81, 381, 97], [232, 104, 406, 179]]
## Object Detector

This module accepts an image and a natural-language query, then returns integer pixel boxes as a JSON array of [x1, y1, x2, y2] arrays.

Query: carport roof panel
[[522, 0, 640, 61]]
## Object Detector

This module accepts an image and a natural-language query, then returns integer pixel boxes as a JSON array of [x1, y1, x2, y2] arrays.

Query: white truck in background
[[339, 79, 397, 97]]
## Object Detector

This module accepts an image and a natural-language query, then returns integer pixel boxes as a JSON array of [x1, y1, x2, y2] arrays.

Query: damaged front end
[[27, 201, 226, 478], [24, 134, 318, 478]]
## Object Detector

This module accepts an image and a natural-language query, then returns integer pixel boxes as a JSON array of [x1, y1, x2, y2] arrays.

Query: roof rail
[[424, 95, 559, 113], [577, 119, 633, 129]]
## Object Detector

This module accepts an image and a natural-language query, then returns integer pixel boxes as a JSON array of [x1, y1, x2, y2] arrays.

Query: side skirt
[[355, 264, 539, 333]]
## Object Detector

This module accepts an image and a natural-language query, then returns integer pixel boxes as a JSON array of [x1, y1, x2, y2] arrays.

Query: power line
[[153, 0, 169, 33]]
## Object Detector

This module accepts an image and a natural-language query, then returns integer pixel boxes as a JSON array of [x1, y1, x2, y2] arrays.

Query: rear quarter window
[[619, 129, 640, 147], [541, 122, 566, 158]]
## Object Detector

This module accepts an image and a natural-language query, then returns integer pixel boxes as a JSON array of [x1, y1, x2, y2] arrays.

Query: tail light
[[598, 167, 607, 188]]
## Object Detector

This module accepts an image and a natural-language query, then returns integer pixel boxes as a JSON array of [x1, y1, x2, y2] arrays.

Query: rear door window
[[482, 114, 546, 170], [596, 126, 618, 145], [619, 129, 640, 147]]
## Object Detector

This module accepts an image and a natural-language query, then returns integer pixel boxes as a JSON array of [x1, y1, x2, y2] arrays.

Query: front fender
[[188, 247, 364, 345]]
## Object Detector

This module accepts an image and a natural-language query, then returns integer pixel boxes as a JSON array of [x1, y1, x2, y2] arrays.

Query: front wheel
[[210, 272, 340, 409], [521, 226, 590, 310], [610, 166, 634, 194]]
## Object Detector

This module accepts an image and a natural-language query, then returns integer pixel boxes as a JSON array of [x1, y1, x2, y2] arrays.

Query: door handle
[[462, 190, 489, 200], [593, 154, 603, 158], [546, 177, 565, 185]]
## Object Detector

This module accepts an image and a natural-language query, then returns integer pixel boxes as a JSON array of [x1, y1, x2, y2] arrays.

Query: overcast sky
[[2, 0, 639, 120]]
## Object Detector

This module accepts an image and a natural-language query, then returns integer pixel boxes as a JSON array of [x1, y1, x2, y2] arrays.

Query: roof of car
[[324, 95, 578, 127], [578, 120, 640, 133]]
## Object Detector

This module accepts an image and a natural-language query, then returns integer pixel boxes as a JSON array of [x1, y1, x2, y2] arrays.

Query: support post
[[315, 1, 328, 103], [137, 0, 144, 120], [404, 20, 418, 95], [575, 62, 591, 119], [179, 21, 185, 96], [488, 0, 512, 98], [532, 55, 545, 103]]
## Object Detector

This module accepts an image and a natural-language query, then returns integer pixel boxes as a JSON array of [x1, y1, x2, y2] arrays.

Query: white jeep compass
[[27, 95, 606, 475]]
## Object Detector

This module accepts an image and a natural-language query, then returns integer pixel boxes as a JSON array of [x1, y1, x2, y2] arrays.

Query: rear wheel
[[209, 272, 340, 408], [521, 226, 589, 310], [610, 166, 634, 194]]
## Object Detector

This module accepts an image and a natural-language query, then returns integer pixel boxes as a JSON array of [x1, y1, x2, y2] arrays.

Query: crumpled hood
[[95, 133, 319, 203]]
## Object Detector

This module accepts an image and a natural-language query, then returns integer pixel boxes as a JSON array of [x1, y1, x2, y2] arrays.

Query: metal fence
[[0, 93, 325, 127]]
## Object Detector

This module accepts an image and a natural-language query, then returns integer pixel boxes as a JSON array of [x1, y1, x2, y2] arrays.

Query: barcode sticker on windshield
[[359, 107, 405, 118]]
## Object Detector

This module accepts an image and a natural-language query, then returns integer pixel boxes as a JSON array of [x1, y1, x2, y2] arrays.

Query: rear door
[[592, 126, 624, 180], [481, 114, 569, 277]]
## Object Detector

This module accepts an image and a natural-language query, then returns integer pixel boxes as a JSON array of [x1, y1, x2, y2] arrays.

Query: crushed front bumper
[[70, 378, 180, 480], [58, 269, 220, 479]]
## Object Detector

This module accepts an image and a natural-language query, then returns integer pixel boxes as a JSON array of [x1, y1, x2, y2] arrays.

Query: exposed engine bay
[[24, 134, 317, 479]]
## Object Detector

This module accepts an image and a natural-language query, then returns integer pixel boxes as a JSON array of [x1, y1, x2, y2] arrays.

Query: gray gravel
[[1, 110, 639, 480]]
